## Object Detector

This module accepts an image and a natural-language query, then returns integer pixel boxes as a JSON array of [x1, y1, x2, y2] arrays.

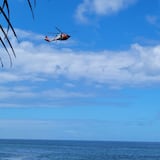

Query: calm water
[[0, 139, 160, 160]]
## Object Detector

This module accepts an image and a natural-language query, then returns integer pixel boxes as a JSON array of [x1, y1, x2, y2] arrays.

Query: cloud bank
[[1, 29, 160, 107], [2, 38, 160, 86]]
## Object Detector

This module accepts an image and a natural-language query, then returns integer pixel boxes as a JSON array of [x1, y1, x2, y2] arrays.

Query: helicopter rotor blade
[[55, 26, 63, 33], [47, 32, 59, 35]]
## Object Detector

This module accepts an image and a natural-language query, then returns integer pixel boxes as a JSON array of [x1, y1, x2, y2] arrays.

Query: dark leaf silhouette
[[0, 6, 17, 38], [0, 37, 12, 67], [2, 0, 10, 32], [0, 25, 16, 58], [0, 0, 36, 67], [27, 0, 36, 19]]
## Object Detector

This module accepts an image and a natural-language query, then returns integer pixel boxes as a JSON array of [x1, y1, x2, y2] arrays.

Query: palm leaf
[[0, 6, 17, 39], [0, 57, 4, 68], [0, 37, 12, 67], [2, 0, 10, 33], [0, 25, 16, 58], [27, 0, 35, 19], [0, 0, 36, 67], [2, 0, 10, 19]]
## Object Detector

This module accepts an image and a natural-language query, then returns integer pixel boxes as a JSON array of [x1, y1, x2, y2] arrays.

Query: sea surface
[[0, 139, 160, 160]]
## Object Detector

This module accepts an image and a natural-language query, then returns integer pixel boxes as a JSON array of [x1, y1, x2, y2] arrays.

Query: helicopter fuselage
[[55, 33, 70, 41], [44, 27, 71, 42]]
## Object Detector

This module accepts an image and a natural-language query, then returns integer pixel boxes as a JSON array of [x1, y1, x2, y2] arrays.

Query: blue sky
[[1, 0, 160, 141]]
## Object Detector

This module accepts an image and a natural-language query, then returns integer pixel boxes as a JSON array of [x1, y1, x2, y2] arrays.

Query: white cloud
[[75, 0, 137, 23], [1, 30, 160, 86], [1, 29, 160, 107], [14, 44, 160, 86]]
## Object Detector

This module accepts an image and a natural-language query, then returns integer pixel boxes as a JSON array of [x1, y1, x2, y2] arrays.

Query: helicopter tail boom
[[44, 36, 56, 42], [44, 36, 51, 42]]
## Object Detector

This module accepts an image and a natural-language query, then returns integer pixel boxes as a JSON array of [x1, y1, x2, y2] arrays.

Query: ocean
[[0, 139, 160, 160]]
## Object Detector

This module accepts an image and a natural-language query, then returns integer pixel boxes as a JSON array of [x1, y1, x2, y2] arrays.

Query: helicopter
[[44, 27, 71, 42]]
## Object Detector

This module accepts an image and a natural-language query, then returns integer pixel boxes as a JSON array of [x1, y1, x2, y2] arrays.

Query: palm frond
[[0, 0, 36, 67], [0, 57, 4, 68], [27, 0, 36, 19], [0, 25, 16, 58], [0, 6, 17, 38], [2, 0, 10, 20], [2, 0, 10, 32], [0, 37, 12, 67]]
